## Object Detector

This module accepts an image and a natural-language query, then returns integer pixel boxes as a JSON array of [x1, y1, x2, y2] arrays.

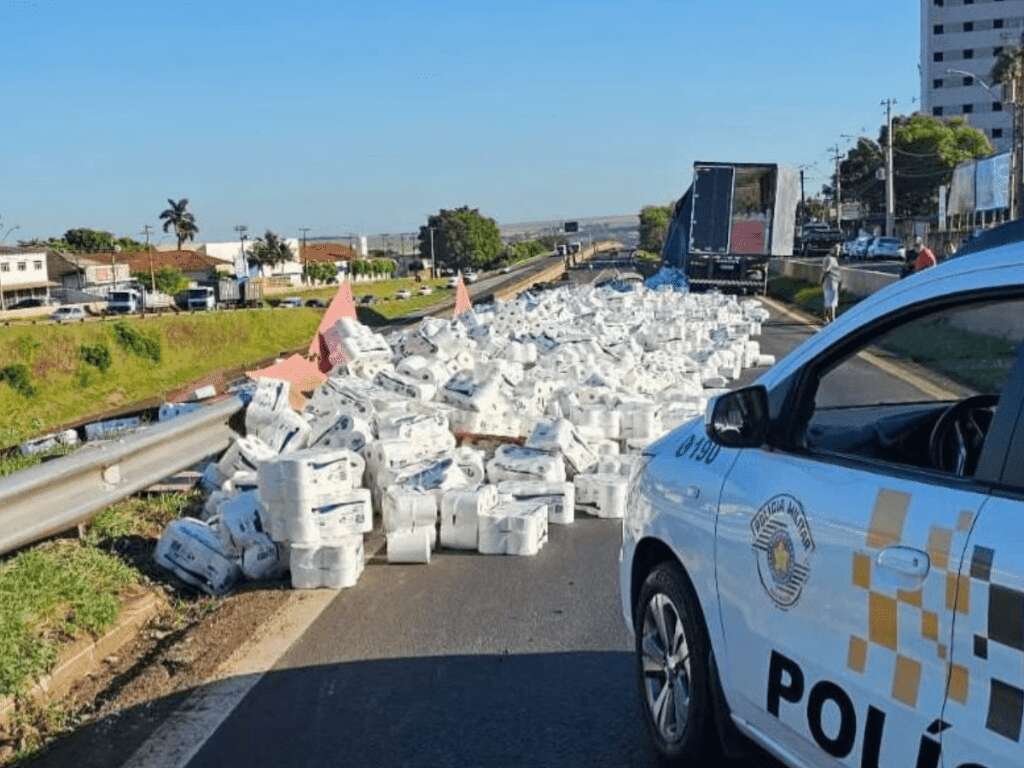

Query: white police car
[[621, 244, 1024, 768]]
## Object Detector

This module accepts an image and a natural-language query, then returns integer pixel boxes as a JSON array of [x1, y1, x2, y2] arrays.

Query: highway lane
[[181, 307, 924, 768]]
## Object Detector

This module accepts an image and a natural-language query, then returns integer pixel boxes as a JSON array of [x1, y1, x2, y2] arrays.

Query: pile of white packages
[[154, 281, 773, 595]]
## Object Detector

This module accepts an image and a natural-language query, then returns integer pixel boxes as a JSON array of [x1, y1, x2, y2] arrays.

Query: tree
[[832, 114, 992, 218], [638, 205, 673, 253], [417, 207, 502, 272], [303, 262, 336, 284], [159, 198, 199, 251], [248, 230, 294, 275], [797, 197, 830, 223], [991, 47, 1023, 94], [63, 228, 115, 252], [133, 267, 188, 296]]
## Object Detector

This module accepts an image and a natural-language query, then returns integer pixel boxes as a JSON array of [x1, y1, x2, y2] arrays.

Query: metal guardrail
[[0, 397, 243, 556]]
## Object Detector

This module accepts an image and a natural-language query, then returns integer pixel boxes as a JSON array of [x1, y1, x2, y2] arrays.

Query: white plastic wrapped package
[[158, 402, 201, 422], [453, 446, 486, 486], [618, 403, 663, 442], [374, 370, 436, 402], [396, 457, 471, 495], [570, 405, 621, 440], [365, 434, 456, 473], [478, 501, 549, 556], [311, 412, 374, 453], [311, 488, 373, 539], [496, 480, 575, 525], [375, 410, 449, 442], [574, 473, 629, 519], [486, 445, 566, 484], [217, 491, 265, 553], [155, 518, 241, 596], [525, 418, 598, 476], [441, 372, 503, 412], [290, 535, 364, 589], [439, 485, 498, 550], [382, 487, 438, 533], [245, 378, 290, 438], [241, 536, 287, 581], [217, 436, 276, 481], [264, 409, 312, 454], [386, 528, 433, 564], [340, 332, 392, 363]]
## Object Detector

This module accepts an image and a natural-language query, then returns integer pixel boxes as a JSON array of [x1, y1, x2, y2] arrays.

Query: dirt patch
[[19, 585, 293, 767]]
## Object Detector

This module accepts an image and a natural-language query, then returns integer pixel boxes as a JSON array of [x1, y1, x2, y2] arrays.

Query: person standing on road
[[821, 244, 841, 324], [914, 236, 937, 272]]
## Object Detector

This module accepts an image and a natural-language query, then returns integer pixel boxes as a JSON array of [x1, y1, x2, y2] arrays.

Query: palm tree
[[158, 198, 199, 251], [247, 230, 294, 276], [992, 47, 1024, 99]]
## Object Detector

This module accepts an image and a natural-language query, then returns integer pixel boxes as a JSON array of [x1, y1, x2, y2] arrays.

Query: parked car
[[500, 265, 512, 274], [418, 285, 433, 296], [621, 243, 1024, 768], [395, 289, 412, 300], [278, 297, 302, 308], [305, 298, 326, 308], [463, 271, 479, 284], [10, 297, 52, 310], [867, 236, 905, 260], [359, 295, 376, 306], [50, 306, 86, 323], [446, 277, 460, 289], [850, 235, 874, 260]]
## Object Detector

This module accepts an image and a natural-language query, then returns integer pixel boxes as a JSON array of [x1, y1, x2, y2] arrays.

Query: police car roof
[[954, 219, 1024, 259]]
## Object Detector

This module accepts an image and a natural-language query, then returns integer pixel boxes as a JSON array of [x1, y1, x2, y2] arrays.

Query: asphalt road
[[183, 309, 833, 768]]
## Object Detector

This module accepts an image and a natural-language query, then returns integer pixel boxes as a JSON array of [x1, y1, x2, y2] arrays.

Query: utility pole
[[882, 99, 897, 237], [828, 144, 843, 234], [299, 227, 311, 282], [233, 225, 248, 278], [429, 227, 436, 279], [142, 225, 156, 306]]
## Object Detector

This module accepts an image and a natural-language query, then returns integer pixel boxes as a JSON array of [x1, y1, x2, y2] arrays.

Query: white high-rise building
[[920, 0, 1024, 152]]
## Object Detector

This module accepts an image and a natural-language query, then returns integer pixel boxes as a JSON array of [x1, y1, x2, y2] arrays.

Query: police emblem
[[751, 494, 815, 609]]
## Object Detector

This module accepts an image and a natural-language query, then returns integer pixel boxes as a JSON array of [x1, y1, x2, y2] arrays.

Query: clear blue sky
[[1, 0, 919, 242]]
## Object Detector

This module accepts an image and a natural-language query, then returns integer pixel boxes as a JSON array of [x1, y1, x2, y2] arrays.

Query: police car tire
[[634, 564, 715, 764]]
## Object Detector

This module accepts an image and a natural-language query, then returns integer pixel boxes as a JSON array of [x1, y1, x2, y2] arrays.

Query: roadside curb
[[0, 589, 165, 733]]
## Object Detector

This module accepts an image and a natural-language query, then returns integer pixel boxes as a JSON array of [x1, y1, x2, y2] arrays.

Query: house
[[111, 250, 228, 283], [0, 247, 58, 307], [300, 242, 358, 279], [198, 238, 304, 284]]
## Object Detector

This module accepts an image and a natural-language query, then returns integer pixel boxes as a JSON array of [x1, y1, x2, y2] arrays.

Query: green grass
[[280, 278, 450, 303], [770, 274, 1014, 395], [0, 309, 321, 446], [0, 447, 72, 479], [0, 542, 138, 698], [85, 492, 201, 545], [769, 275, 859, 317]]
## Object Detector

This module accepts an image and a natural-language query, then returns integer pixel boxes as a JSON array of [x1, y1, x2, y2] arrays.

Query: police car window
[[805, 297, 1024, 476]]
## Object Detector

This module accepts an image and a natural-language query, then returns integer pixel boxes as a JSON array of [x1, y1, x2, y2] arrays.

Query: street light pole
[[429, 226, 436, 279], [142, 224, 156, 295], [882, 99, 897, 237], [828, 144, 843, 232], [299, 227, 311, 283]]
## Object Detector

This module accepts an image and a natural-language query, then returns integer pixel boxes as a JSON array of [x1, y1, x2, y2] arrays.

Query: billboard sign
[[563, 221, 579, 234]]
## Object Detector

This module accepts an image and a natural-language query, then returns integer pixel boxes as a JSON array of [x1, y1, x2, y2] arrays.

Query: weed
[[79, 343, 111, 372], [0, 364, 37, 398], [112, 322, 162, 364], [0, 542, 137, 698]]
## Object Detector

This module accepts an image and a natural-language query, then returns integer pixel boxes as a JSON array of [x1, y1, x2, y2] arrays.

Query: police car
[[621, 243, 1024, 768]]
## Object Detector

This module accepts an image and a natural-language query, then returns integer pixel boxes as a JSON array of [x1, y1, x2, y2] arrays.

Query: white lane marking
[[120, 589, 337, 768]]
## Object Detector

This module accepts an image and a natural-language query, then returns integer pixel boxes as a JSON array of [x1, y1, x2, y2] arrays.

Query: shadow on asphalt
[[34, 651, 784, 768]]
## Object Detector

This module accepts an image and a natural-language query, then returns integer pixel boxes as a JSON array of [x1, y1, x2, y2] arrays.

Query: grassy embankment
[[0, 493, 208, 759], [273, 278, 454, 322], [0, 309, 321, 447]]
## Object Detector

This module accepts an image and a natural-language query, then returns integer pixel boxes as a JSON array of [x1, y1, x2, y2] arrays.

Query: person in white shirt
[[820, 244, 841, 324]]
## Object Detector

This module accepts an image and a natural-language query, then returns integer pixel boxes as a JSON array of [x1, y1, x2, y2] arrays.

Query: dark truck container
[[662, 162, 799, 293]]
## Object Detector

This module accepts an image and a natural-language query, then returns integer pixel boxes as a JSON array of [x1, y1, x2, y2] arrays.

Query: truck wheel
[[634, 564, 716, 764]]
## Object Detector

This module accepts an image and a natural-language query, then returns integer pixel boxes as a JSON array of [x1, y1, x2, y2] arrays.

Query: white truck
[[186, 286, 216, 311]]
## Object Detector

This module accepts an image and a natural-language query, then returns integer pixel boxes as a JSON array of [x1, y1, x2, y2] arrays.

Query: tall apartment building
[[920, 0, 1024, 152]]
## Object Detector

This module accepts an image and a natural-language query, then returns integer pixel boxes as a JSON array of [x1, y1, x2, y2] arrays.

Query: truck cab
[[186, 286, 216, 311], [107, 289, 140, 314]]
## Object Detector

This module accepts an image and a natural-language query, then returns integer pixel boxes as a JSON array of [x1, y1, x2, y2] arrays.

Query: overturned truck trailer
[[662, 162, 799, 294]]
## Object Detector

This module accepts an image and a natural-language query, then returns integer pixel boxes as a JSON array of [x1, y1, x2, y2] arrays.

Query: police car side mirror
[[705, 385, 770, 449]]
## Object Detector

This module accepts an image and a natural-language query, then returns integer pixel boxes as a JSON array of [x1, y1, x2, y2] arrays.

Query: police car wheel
[[635, 564, 713, 762]]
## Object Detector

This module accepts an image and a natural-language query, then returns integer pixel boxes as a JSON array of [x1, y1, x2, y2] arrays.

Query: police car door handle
[[877, 547, 930, 578], [684, 485, 701, 499]]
